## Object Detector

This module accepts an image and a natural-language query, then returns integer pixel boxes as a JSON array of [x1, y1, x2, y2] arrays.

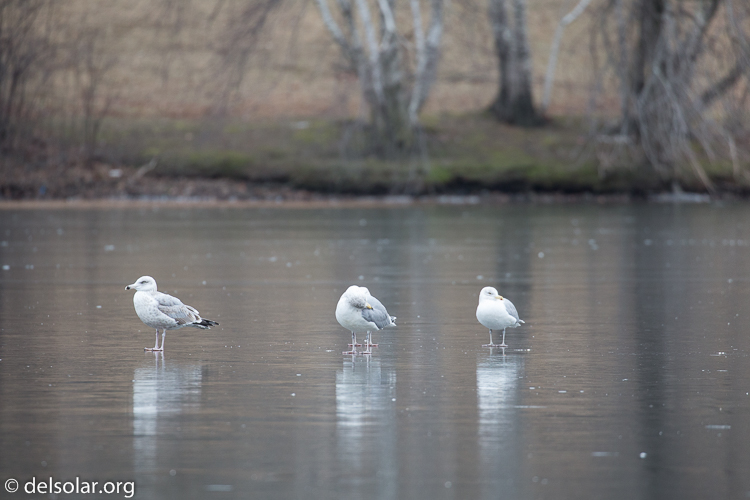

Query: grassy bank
[[112, 113, 745, 193], [2, 113, 746, 200]]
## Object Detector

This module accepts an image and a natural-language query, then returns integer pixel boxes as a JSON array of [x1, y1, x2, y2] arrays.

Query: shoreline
[[0, 190, 722, 209]]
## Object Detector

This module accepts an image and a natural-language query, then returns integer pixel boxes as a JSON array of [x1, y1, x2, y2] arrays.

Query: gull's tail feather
[[389, 315, 397, 326], [192, 319, 219, 329]]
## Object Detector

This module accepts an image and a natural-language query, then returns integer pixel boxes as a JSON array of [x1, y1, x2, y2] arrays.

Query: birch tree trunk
[[488, 0, 543, 126], [315, 0, 445, 159]]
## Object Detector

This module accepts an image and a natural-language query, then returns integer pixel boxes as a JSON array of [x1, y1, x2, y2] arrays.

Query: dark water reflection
[[1, 203, 750, 499]]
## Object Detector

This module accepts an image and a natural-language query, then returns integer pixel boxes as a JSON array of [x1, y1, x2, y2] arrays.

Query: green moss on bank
[[94, 113, 744, 194]]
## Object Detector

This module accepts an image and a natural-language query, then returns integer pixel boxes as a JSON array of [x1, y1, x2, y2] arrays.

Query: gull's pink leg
[[499, 328, 508, 348], [145, 329, 160, 351], [362, 332, 372, 354], [348, 332, 362, 347], [483, 329, 503, 347], [343, 331, 358, 355]]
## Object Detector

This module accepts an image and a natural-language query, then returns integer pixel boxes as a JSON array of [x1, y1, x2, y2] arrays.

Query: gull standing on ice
[[336, 285, 396, 354], [476, 286, 524, 348], [126, 276, 218, 351]]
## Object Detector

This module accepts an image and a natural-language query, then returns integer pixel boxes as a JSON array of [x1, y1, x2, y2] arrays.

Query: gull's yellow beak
[[365, 303, 373, 309], [495, 295, 503, 300]]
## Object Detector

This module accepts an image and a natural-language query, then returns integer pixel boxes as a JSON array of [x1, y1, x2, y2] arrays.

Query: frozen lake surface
[[1, 202, 750, 499]]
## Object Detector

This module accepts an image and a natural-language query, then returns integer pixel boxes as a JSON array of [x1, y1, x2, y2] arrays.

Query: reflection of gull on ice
[[335, 358, 397, 488], [477, 355, 521, 433], [132, 354, 203, 474], [336, 358, 396, 433], [476, 354, 523, 498]]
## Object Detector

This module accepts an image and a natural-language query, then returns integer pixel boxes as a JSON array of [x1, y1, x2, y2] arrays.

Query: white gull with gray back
[[126, 276, 218, 351], [336, 285, 396, 354], [476, 286, 524, 347]]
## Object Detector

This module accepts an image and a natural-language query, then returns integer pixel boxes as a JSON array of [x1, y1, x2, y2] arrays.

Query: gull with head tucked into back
[[336, 285, 396, 354], [476, 286, 524, 348], [126, 276, 218, 351]]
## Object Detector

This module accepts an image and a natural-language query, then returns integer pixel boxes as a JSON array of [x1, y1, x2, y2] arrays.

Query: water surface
[[1, 203, 749, 499]]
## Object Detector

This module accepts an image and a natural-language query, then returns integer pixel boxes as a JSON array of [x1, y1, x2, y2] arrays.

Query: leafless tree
[[314, 0, 445, 159], [0, 0, 55, 150], [149, 0, 195, 87], [207, 0, 282, 116], [592, 0, 750, 190], [488, 0, 543, 126], [65, 21, 119, 164]]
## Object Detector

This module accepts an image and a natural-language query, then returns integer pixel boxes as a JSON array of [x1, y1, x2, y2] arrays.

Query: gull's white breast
[[335, 296, 375, 332], [476, 300, 517, 330]]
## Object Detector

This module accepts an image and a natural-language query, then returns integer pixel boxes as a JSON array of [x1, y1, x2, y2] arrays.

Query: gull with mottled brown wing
[[126, 276, 218, 351]]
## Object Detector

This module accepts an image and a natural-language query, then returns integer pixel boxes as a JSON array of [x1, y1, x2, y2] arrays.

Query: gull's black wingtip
[[194, 319, 219, 329]]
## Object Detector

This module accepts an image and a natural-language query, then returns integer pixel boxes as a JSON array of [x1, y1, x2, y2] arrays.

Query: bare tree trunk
[[488, 0, 512, 121], [510, 0, 539, 125], [315, 0, 445, 160], [409, 0, 443, 126], [488, 0, 542, 126], [630, 0, 664, 98], [591, 0, 748, 191], [360, 0, 407, 157]]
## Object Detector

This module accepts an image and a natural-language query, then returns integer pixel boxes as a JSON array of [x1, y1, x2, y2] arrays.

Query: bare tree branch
[[209, 0, 281, 115], [314, 0, 350, 53], [541, 0, 592, 112], [700, 63, 745, 107], [591, 0, 749, 191]]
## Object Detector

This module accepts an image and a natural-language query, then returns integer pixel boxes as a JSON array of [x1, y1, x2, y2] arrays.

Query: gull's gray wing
[[362, 295, 396, 328], [155, 291, 200, 325], [361, 307, 391, 329], [503, 299, 521, 322], [366, 295, 389, 314], [154, 291, 184, 307]]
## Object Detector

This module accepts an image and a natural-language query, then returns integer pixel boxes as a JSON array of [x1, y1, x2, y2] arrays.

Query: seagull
[[476, 286, 524, 348], [126, 276, 218, 351], [336, 285, 396, 354]]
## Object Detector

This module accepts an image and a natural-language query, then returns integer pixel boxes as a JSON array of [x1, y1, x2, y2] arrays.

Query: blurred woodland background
[[0, 0, 749, 198]]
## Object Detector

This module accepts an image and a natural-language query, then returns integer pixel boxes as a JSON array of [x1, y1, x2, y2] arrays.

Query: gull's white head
[[344, 285, 371, 310], [479, 286, 503, 302], [126, 276, 157, 292]]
